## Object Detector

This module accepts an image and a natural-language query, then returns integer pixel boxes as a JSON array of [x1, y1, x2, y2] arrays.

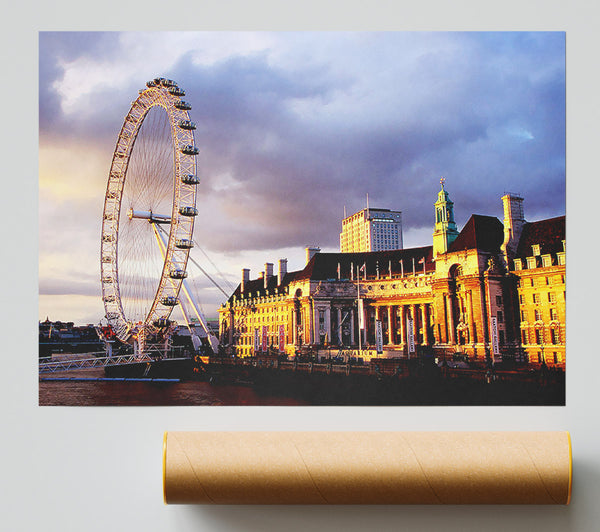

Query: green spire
[[433, 177, 459, 256]]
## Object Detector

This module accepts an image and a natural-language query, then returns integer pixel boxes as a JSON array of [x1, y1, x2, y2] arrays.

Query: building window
[[542, 255, 552, 268], [550, 308, 558, 321], [499, 330, 505, 345], [548, 292, 556, 303], [550, 329, 559, 345], [519, 294, 524, 305], [497, 311, 504, 322], [496, 295, 503, 306], [529, 278, 535, 287], [533, 293, 540, 304], [532, 245, 541, 256], [535, 329, 544, 345], [521, 310, 528, 322], [527, 257, 537, 269], [514, 259, 522, 271], [534, 309, 542, 321], [522, 330, 528, 344]]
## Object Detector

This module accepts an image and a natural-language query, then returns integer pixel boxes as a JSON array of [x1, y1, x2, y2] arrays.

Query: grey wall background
[[3, 1, 599, 531]]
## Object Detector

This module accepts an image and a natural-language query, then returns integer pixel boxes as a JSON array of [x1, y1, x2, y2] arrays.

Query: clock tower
[[433, 177, 459, 257]]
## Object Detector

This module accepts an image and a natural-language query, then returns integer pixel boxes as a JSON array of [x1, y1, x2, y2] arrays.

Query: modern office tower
[[340, 207, 403, 252]]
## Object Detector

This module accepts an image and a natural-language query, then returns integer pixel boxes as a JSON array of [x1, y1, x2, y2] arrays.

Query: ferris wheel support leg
[[151, 224, 196, 334], [178, 278, 220, 354], [152, 223, 218, 354]]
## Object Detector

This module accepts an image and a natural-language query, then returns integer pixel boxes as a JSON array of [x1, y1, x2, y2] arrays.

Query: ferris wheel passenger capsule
[[153, 318, 171, 328], [181, 174, 200, 185], [180, 144, 199, 155], [179, 206, 198, 217], [174, 100, 192, 110], [169, 86, 185, 97], [175, 239, 194, 249], [177, 120, 196, 130], [161, 296, 179, 307], [169, 269, 188, 279]]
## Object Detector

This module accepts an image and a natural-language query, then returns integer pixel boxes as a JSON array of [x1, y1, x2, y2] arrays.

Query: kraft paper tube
[[163, 431, 572, 505]]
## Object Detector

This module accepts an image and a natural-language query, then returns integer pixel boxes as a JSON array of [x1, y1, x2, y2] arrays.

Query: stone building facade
[[218, 185, 565, 367], [509, 214, 566, 366]]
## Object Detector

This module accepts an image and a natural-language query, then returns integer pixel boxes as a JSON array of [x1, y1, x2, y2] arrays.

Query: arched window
[[449, 264, 463, 279]]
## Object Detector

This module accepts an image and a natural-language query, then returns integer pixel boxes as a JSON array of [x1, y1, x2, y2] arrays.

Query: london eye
[[100, 77, 202, 353]]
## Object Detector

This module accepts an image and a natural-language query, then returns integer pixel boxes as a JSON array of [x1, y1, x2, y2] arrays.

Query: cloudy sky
[[39, 31, 565, 325]]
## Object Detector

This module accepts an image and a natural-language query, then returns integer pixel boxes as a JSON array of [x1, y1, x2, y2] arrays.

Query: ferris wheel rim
[[100, 77, 199, 343]]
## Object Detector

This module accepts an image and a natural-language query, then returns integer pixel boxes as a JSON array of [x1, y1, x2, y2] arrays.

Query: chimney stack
[[278, 259, 288, 285], [241, 268, 250, 294], [501, 193, 525, 262], [305, 246, 321, 266], [264, 263, 274, 289]]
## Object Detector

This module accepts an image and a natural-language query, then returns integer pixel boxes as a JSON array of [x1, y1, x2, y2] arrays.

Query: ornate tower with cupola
[[432, 178, 459, 257]]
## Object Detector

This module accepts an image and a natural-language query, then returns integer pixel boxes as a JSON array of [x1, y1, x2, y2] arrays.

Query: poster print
[[39, 32, 565, 406]]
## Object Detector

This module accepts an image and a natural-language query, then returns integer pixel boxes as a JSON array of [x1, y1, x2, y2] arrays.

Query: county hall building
[[218, 182, 565, 367]]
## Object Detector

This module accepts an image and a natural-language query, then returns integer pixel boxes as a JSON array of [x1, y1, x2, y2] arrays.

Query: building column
[[302, 300, 313, 344], [411, 304, 417, 344], [350, 308, 355, 345], [421, 304, 429, 345], [401, 305, 408, 346], [324, 306, 331, 344], [337, 308, 342, 345], [446, 295, 455, 345], [387, 306, 394, 345], [292, 309, 297, 345], [466, 290, 475, 344], [311, 300, 317, 344]]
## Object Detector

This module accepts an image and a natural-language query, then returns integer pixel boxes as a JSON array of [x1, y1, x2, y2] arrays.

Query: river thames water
[[39, 365, 565, 406], [39, 369, 309, 406]]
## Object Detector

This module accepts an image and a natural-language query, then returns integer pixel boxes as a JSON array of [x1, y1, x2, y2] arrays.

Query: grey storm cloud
[[40, 32, 565, 255]]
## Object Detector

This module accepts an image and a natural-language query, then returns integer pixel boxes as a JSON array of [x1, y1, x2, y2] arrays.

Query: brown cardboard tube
[[163, 431, 572, 505]]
